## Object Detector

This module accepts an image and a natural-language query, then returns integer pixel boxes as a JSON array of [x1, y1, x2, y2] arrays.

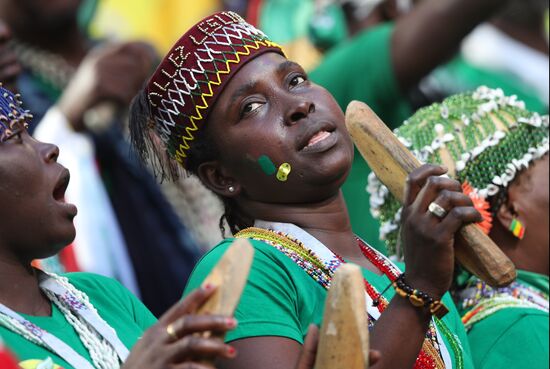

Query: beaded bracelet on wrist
[[393, 274, 449, 319]]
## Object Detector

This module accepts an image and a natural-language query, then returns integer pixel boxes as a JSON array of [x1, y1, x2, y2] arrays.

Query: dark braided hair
[[129, 88, 252, 236]]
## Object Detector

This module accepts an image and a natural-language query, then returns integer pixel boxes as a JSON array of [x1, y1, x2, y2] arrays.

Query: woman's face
[[204, 52, 354, 204], [0, 122, 77, 261], [509, 154, 549, 257]]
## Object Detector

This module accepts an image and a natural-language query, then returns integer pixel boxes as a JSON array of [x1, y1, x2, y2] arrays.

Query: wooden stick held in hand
[[314, 264, 369, 369], [198, 238, 254, 316], [345, 101, 516, 287], [195, 238, 254, 368]]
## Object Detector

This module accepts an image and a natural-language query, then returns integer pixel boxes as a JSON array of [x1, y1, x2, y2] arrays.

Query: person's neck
[[491, 227, 549, 277], [13, 22, 89, 67], [0, 252, 52, 316], [239, 191, 375, 268]]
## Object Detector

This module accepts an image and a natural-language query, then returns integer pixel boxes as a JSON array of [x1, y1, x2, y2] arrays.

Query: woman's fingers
[[369, 349, 382, 366], [168, 335, 236, 362], [294, 325, 319, 369], [414, 175, 462, 212], [159, 285, 217, 325], [171, 363, 216, 369], [426, 190, 474, 221], [438, 206, 483, 236], [404, 165, 448, 206], [164, 315, 237, 343]]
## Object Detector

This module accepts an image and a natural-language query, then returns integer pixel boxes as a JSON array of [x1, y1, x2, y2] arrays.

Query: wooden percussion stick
[[194, 238, 254, 365], [345, 101, 516, 287], [315, 264, 369, 369]]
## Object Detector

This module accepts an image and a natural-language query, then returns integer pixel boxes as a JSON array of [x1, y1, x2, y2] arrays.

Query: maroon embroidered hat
[[145, 11, 284, 168]]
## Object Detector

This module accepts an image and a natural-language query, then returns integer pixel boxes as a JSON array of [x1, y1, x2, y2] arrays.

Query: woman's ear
[[495, 198, 516, 234], [197, 160, 241, 198]]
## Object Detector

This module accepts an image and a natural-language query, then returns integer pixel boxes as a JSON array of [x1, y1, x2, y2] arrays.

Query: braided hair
[[129, 89, 252, 236]]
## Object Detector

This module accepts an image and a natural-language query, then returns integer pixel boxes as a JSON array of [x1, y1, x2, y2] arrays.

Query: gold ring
[[428, 202, 447, 219], [166, 323, 178, 341]]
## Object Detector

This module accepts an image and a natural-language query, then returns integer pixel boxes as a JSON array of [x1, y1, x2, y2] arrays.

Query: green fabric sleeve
[[184, 239, 324, 344], [467, 309, 549, 369], [66, 272, 158, 331], [0, 273, 157, 367]]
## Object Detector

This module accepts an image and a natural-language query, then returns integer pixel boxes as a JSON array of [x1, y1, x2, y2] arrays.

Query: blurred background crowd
[[0, 0, 547, 318]]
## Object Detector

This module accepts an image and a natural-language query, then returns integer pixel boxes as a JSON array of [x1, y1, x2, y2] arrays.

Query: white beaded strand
[[0, 273, 122, 369]]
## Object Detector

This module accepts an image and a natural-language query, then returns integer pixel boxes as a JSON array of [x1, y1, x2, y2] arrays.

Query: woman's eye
[[290, 75, 306, 87], [3, 129, 22, 142], [242, 102, 262, 116]]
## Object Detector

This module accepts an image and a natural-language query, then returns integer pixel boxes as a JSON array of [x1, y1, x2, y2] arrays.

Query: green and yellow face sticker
[[276, 162, 292, 182], [249, 154, 292, 182]]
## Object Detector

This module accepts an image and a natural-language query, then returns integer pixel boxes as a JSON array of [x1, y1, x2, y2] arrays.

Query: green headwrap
[[367, 86, 549, 257]]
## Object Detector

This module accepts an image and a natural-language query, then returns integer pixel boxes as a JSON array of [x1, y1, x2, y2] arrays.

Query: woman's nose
[[285, 99, 315, 125], [41, 142, 59, 163]]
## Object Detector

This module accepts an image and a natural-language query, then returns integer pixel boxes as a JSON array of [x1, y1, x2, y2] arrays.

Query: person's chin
[[45, 228, 76, 257]]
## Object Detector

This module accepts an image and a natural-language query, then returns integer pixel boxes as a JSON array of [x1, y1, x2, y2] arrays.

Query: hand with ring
[[122, 285, 238, 369], [428, 202, 447, 219], [400, 164, 483, 299]]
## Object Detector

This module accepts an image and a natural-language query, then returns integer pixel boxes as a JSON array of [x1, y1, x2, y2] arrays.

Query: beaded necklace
[[236, 223, 463, 369], [9, 39, 75, 92], [459, 278, 549, 330], [0, 271, 128, 369]]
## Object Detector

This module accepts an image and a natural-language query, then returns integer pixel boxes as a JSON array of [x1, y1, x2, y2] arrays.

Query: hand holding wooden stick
[[345, 101, 516, 287]]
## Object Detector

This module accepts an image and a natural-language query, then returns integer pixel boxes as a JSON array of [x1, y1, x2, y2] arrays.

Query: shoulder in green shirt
[[462, 270, 549, 369], [0, 272, 157, 369], [184, 238, 475, 369], [309, 23, 411, 253]]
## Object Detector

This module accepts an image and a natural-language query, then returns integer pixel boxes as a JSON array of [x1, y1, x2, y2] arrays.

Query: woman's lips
[[301, 130, 337, 153], [305, 131, 331, 148]]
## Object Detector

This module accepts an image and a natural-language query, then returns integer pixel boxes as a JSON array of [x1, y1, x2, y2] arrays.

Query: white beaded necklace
[[0, 272, 127, 369]]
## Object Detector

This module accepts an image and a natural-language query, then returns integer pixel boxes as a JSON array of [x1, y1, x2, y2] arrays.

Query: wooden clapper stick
[[195, 238, 254, 363], [345, 101, 516, 287], [315, 264, 369, 369]]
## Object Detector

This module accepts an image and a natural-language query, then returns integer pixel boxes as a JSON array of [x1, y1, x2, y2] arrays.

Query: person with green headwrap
[[368, 86, 549, 369]]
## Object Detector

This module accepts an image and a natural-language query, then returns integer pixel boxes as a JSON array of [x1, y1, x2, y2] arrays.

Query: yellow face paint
[[276, 162, 292, 182]]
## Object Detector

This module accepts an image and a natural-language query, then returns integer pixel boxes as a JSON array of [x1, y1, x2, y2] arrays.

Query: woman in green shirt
[[0, 84, 241, 368], [369, 86, 549, 369], [130, 10, 481, 369]]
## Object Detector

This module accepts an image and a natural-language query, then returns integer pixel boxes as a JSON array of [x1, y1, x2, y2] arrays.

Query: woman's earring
[[509, 218, 525, 239], [228, 186, 235, 193]]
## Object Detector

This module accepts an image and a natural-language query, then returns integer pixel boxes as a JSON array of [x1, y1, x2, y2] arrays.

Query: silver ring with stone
[[428, 202, 447, 219]]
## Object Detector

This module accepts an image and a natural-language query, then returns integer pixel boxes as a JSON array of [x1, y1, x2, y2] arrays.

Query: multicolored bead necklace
[[460, 278, 549, 330], [236, 227, 464, 369]]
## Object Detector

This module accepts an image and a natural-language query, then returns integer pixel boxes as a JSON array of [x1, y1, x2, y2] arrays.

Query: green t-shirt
[[460, 270, 549, 369], [184, 238, 475, 369], [431, 56, 548, 115], [309, 23, 411, 254], [0, 272, 157, 369]]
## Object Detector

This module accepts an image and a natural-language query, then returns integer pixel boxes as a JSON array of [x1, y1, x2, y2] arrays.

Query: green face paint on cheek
[[258, 155, 277, 176]]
